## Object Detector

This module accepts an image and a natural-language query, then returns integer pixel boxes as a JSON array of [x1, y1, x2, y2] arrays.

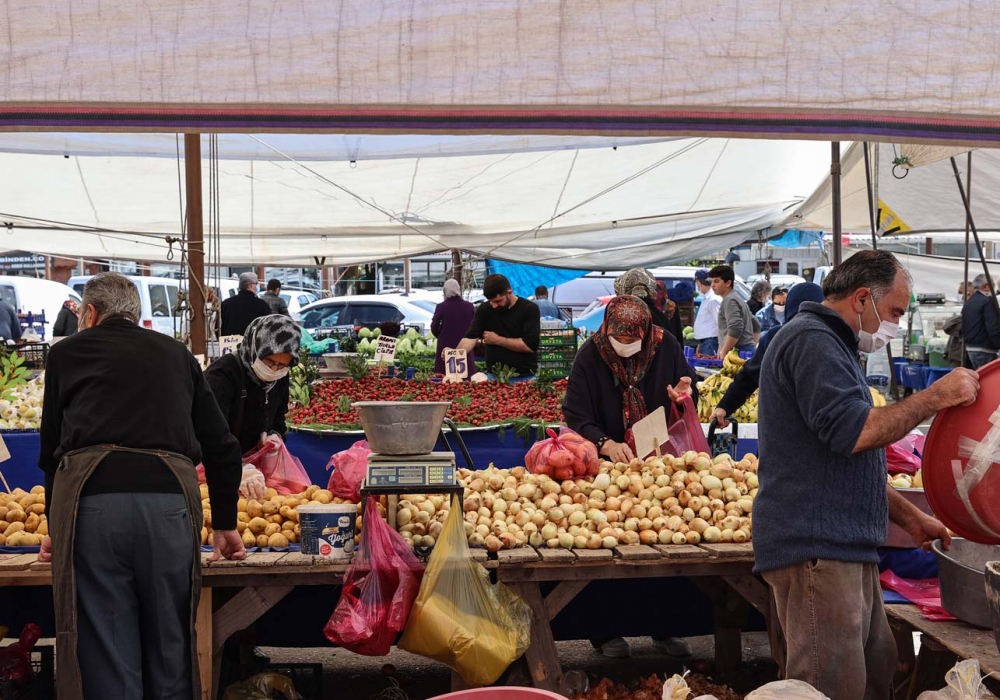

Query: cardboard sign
[[0, 434, 10, 464], [220, 335, 243, 356], [632, 406, 669, 458], [374, 335, 398, 363], [443, 348, 469, 381]]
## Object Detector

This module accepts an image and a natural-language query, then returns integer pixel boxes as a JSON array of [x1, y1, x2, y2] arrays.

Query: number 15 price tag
[[444, 348, 468, 382]]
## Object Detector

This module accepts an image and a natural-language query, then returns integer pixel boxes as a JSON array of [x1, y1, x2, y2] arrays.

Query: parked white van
[[69, 275, 182, 336], [0, 276, 81, 340]]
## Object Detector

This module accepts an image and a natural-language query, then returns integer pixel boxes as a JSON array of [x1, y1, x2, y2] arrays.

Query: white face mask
[[252, 359, 289, 382], [773, 304, 786, 322], [609, 337, 643, 358], [857, 289, 899, 353]]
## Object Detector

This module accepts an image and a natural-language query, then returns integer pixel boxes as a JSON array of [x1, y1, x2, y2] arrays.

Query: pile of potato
[[396, 450, 759, 551], [0, 487, 47, 547], [201, 483, 361, 550]]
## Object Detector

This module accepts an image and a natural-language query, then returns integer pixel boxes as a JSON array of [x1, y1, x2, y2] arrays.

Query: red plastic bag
[[525, 427, 600, 480], [327, 440, 371, 502], [879, 570, 955, 621], [625, 394, 710, 459], [324, 495, 424, 655], [887, 439, 922, 476], [0, 623, 40, 684], [243, 437, 312, 495]]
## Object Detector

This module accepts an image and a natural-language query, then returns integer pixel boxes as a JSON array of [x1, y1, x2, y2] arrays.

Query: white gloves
[[239, 464, 267, 500]]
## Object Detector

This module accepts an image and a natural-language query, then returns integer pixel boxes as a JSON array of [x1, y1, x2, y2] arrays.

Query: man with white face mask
[[755, 250, 980, 700]]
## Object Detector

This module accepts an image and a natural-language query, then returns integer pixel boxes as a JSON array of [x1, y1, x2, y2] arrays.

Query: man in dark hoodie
[[712, 282, 825, 428]]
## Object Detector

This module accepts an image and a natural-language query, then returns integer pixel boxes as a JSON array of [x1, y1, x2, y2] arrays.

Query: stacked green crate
[[537, 327, 578, 378]]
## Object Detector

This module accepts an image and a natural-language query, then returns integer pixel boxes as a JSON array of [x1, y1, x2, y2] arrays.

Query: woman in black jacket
[[205, 314, 301, 456], [53, 300, 79, 337]]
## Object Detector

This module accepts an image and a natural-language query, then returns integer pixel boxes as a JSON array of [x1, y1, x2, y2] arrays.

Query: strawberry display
[[288, 377, 566, 429]]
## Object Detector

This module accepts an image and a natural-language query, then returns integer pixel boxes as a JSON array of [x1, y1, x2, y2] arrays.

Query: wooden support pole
[[832, 142, 843, 266], [184, 134, 207, 357], [451, 250, 464, 287]]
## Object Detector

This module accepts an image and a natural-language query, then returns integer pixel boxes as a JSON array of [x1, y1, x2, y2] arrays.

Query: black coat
[[962, 291, 1000, 351], [204, 353, 290, 455], [220, 290, 273, 337], [562, 333, 699, 445], [53, 307, 78, 336]]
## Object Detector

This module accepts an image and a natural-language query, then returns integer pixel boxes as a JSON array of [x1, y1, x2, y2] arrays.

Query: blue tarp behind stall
[[486, 260, 589, 299]]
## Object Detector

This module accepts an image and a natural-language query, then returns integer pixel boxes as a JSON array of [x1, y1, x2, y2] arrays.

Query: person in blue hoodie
[[712, 282, 823, 428], [754, 286, 789, 333]]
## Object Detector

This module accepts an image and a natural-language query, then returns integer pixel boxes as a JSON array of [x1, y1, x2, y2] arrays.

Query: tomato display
[[289, 377, 567, 429]]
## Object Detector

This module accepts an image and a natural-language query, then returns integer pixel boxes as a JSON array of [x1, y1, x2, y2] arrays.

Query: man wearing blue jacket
[[755, 251, 979, 700]]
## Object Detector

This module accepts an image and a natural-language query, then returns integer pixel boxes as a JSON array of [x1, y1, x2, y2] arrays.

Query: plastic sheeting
[[0, 135, 832, 269], [3, 2, 1000, 145], [486, 261, 587, 299]]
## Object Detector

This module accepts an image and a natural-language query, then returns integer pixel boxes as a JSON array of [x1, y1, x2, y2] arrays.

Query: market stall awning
[[0, 134, 832, 268], [2, 1, 1000, 144]]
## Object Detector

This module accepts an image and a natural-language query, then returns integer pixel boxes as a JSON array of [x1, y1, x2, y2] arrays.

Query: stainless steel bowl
[[352, 401, 451, 455], [986, 561, 1000, 655], [322, 353, 357, 372], [932, 538, 1000, 628]]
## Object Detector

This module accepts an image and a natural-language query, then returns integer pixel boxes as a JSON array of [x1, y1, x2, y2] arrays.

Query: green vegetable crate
[[538, 328, 578, 379]]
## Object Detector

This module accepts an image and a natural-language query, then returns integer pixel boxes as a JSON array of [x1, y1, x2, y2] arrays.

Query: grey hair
[[822, 250, 912, 301], [82, 272, 142, 323], [750, 281, 772, 301], [973, 273, 990, 289], [239, 271, 259, 291]]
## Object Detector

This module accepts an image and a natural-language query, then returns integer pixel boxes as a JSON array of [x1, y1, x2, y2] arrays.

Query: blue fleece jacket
[[753, 302, 886, 573]]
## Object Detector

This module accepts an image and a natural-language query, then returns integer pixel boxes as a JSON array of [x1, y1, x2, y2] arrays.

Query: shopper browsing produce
[[452, 273, 540, 378], [563, 295, 698, 465], [711, 283, 824, 428], [261, 278, 291, 317], [220, 271, 272, 336], [205, 314, 300, 495], [37, 272, 245, 700], [692, 269, 721, 356], [432, 279, 475, 377], [755, 251, 979, 700], [708, 265, 760, 359], [747, 280, 771, 315], [53, 298, 79, 337], [614, 268, 685, 347]]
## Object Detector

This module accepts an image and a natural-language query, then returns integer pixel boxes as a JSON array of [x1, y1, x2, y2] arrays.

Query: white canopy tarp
[[3, 1, 1000, 145], [785, 143, 1000, 236], [0, 134, 833, 268]]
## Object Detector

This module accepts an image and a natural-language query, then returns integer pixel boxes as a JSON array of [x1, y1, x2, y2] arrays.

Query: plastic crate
[[0, 647, 54, 700], [12, 344, 48, 371]]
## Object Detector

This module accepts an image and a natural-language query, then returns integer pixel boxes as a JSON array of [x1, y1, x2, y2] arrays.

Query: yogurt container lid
[[297, 503, 358, 513]]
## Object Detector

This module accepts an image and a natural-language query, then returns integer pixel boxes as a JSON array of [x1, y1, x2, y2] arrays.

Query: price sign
[[220, 335, 243, 356], [632, 406, 669, 459], [444, 348, 469, 381], [374, 336, 398, 363]]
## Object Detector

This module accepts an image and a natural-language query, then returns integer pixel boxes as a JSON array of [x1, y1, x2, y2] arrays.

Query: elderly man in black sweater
[[221, 271, 272, 336], [38, 272, 245, 699]]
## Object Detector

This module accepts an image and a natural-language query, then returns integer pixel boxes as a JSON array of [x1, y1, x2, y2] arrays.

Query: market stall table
[[0, 542, 771, 697]]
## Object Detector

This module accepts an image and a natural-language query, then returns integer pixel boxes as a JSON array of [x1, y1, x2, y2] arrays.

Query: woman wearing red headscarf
[[562, 295, 698, 465]]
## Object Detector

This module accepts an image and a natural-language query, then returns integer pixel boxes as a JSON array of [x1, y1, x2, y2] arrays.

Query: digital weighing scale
[[359, 452, 465, 528]]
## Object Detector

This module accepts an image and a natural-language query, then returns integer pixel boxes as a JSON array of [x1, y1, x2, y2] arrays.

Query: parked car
[[746, 273, 807, 288], [574, 295, 614, 334], [548, 267, 751, 317], [0, 276, 81, 340], [69, 274, 183, 336], [298, 294, 436, 335]]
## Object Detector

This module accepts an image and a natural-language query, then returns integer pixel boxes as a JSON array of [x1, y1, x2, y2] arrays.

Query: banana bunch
[[869, 386, 887, 407], [696, 350, 758, 423]]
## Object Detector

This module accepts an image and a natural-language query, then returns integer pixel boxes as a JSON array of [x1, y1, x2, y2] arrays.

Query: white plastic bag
[[915, 660, 998, 700], [746, 680, 831, 700], [661, 673, 720, 700]]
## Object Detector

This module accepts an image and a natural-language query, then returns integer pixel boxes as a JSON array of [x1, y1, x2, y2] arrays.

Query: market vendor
[[37, 272, 245, 699], [562, 294, 698, 658], [205, 314, 301, 497], [711, 282, 824, 428], [452, 273, 540, 378], [755, 251, 979, 700]]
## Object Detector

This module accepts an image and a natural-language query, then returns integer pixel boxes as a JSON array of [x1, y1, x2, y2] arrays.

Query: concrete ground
[[262, 632, 779, 699]]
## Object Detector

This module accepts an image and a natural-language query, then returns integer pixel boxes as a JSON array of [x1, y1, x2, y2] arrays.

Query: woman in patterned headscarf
[[205, 314, 301, 455], [562, 295, 698, 464], [614, 267, 685, 346]]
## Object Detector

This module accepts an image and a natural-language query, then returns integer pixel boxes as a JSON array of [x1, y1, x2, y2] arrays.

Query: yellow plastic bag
[[399, 495, 532, 686]]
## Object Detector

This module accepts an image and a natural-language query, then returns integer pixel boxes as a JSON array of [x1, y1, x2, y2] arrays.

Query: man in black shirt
[[38, 272, 245, 699], [454, 274, 540, 377], [220, 271, 272, 336]]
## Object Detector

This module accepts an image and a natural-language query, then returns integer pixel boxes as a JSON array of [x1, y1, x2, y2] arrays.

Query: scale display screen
[[365, 463, 456, 488]]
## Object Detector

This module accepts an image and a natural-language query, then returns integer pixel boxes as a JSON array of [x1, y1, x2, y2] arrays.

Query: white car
[[298, 294, 436, 335]]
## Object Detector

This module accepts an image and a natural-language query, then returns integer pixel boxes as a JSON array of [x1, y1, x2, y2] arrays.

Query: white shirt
[[693, 289, 723, 339]]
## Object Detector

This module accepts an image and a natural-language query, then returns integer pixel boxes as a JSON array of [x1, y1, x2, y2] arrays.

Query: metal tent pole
[[832, 142, 843, 266], [961, 152, 972, 366], [950, 156, 1000, 325]]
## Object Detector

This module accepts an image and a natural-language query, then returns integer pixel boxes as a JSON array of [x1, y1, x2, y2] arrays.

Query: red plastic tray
[[923, 359, 1000, 544]]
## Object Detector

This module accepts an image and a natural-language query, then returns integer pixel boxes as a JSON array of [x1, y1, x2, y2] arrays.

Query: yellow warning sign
[[877, 200, 911, 236]]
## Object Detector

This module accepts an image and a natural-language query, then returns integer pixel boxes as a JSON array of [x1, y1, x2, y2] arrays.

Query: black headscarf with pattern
[[237, 314, 301, 387]]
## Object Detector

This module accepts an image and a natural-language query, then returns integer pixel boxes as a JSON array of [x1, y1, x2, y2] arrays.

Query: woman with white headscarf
[[431, 279, 475, 377]]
